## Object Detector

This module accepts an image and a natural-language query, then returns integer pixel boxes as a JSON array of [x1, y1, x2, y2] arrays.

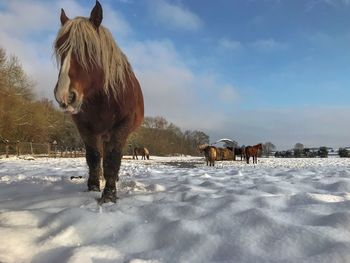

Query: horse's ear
[[60, 8, 69, 26], [90, 0, 103, 28]]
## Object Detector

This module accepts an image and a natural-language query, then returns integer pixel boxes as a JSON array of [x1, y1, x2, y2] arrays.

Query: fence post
[[53, 141, 57, 158], [5, 140, 9, 158], [16, 141, 20, 157], [47, 143, 51, 157], [30, 141, 34, 155]]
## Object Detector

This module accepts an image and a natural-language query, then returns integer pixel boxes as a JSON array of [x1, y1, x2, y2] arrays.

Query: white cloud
[[218, 38, 242, 51], [0, 1, 56, 36], [115, 0, 133, 3], [218, 85, 239, 103], [251, 38, 288, 52], [149, 0, 203, 31], [124, 39, 231, 131], [305, 0, 350, 11], [218, 37, 287, 53], [320, 0, 350, 5]]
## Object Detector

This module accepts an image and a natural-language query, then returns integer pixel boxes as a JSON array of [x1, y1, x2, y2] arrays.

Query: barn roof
[[214, 138, 238, 147]]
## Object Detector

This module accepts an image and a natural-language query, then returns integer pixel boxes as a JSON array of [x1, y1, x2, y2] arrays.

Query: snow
[[1, 156, 350, 262]]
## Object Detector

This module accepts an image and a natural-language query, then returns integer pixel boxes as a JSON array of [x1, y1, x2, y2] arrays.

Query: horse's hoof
[[88, 185, 100, 192], [99, 189, 118, 204]]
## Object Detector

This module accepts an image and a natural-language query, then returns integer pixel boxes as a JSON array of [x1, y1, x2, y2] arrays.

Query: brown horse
[[245, 143, 263, 164], [133, 147, 150, 160], [53, 1, 144, 203], [205, 146, 217, 166], [215, 147, 223, 161], [198, 145, 217, 166], [217, 147, 234, 160]]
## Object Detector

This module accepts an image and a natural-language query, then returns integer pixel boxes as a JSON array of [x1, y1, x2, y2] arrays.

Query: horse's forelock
[[54, 17, 131, 99]]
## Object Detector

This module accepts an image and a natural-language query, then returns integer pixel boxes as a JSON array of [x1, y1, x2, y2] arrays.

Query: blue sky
[[0, 0, 350, 149]]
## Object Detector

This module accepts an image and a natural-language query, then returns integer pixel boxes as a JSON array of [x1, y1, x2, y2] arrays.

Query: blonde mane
[[54, 17, 132, 98]]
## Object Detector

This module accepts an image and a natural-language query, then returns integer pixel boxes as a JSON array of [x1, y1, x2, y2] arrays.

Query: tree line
[[0, 47, 82, 148], [260, 142, 350, 158], [0, 47, 209, 156], [125, 116, 209, 156], [274, 143, 347, 158]]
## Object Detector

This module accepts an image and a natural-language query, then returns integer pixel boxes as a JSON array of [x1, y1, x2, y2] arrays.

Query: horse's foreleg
[[100, 120, 131, 204], [85, 143, 102, 191], [100, 146, 122, 203]]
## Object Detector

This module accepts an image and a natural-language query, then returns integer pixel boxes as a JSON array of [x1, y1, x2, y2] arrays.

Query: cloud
[[217, 37, 287, 53], [250, 38, 288, 52], [114, 0, 133, 3], [124, 39, 236, 131], [148, 0, 203, 31], [305, 0, 350, 11], [218, 38, 242, 51], [218, 85, 239, 103], [0, 1, 56, 36], [320, 0, 350, 6]]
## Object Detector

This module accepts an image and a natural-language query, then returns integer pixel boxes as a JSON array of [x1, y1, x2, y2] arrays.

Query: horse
[[215, 147, 223, 161], [133, 147, 150, 160], [205, 146, 217, 166], [220, 147, 234, 160], [53, 1, 144, 203], [245, 143, 263, 164], [198, 145, 217, 166], [234, 146, 245, 161]]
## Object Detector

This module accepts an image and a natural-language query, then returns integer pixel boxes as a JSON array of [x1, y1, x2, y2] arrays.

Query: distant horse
[[53, 1, 144, 203], [234, 146, 245, 161], [221, 147, 234, 160], [215, 147, 223, 161], [199, 145, 217, 166], [133, 147, 150, 160], [245, 144, 263, 164]]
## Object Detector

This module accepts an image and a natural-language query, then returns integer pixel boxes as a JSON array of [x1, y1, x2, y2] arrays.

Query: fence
[[0, 141, 85, 158]]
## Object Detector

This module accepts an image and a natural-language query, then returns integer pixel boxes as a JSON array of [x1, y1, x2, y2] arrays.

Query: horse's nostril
[[60, 102, 68, 108], [68, 91, 77, 104]]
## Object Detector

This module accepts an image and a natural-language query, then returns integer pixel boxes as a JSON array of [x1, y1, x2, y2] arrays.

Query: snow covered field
[[1, 156, 350, 263]]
